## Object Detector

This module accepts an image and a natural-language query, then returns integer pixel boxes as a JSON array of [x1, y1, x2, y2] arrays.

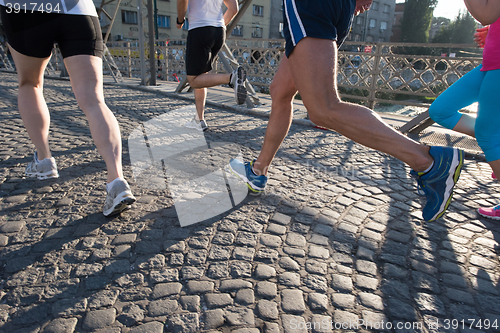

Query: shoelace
[[412, 173, 427, 196]]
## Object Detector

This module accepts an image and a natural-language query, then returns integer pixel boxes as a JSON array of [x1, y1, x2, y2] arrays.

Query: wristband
[[177, 17, 185, 25]]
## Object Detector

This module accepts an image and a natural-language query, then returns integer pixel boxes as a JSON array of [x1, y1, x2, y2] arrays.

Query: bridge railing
[[42, 39, 482, 110]]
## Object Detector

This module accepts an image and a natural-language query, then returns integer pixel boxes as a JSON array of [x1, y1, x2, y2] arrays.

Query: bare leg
[[193, 88, 207, 121], [64, 55, 122, 183], [287, 38, 433, 172], [253, 57, 297, 176], [9, 47, 52, 160], [452, 114, 476, 137], [187, 73, 230, 89]]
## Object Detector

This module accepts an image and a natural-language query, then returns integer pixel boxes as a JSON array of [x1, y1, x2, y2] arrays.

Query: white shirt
[[187, 0, 225, 30], [0, 0, 98, 17]]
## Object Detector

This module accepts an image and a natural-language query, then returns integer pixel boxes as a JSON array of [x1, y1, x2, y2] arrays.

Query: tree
[[432, 11, 477, 43], [400, 0, 438, 43]]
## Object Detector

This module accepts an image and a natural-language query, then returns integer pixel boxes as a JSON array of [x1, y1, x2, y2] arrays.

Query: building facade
[[97, 0, 277, 43], [349, 0, 397, 43]]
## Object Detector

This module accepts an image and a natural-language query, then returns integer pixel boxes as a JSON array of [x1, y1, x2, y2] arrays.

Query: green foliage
[[432, 11, 476, 44], [400, 0, 438, 43]]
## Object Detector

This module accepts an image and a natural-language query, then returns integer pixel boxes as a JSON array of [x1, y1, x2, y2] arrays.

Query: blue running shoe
[[410, 146, 464, 222], [229, 158, 268, 195]]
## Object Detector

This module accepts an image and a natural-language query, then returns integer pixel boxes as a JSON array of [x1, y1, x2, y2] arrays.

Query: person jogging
[[0, 0, 136, 216], [229, 0, 464, 223]]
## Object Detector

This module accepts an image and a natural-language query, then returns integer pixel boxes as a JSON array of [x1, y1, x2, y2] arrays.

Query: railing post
[[127, 42, 132, 78], [367, 43, 382, 109]]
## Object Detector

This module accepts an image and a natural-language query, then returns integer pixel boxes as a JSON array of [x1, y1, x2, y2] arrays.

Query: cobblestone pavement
[[0, 71, 499, 333]]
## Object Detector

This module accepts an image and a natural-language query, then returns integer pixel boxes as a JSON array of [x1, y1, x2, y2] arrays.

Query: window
[[371, 1, 379, 10], [354, 33, 361, 41], [380, 21, 387, 30], [379, 37, 386, 42], [122, 10, 138, 24], [369, 18, 376, 28], [157, 15, 170, 28], [252, 27, 263, 38], [383, 4, 390, 13], [232, 25, 243, 36], [366, 35, 374, 42], [356, 16, 364, 25], [253, 5, 263, 16], [182, 19, 189, 30]]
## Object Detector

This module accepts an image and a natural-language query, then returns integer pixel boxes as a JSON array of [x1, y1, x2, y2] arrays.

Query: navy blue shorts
[[283, 0, 356, 57], [0, 6, 103, 59], [185, 26, 225, 76]]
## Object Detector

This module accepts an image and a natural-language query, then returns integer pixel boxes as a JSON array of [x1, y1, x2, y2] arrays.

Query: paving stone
[[358, 292, 384, 311], [257, 299, 279, 320], [256, 281, 277, 298], [281, 289, 306, 313], [148, 299, 179, 316], [205, 293, 233, 308], [271, 212, 292, 225], [282, 314, 307, 333], [278, 272, 301, 287], [255, 264, 276, 279], [225, 307, 255, 326], [331, 274, 353, 292], [82, 308, 116, 331], [285, 233, 307, 247], [179, 295, 200, 312], [235, 288, 254, 305], [187, 280, 214, 294], [308, 293, 329, 312], [331, 293, 355, 309], [220, 279, 252, 291], [42, 317, 78, 333], [152, 282, 183, 298], [204, 308, 225, 329], [165, 313, 199, 333]]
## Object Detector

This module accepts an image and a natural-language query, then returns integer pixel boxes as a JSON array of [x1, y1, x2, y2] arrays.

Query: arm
[[464, 0, 500, 25], [355, 0, 373, 15], [177, 0, 188, 29], [223, 0, 238, 26], [474, 26, 489, 48]]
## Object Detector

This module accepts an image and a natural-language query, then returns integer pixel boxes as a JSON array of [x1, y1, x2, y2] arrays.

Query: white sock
[[422, 161, 434, 174], [107, 177, 125, 191]]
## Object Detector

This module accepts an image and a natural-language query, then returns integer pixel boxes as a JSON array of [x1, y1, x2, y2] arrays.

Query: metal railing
[[1, 39, 481, 110], [104, 39, 482, 109]]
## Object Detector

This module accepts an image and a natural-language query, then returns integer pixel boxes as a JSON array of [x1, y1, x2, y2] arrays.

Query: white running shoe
[[25, 152, 59, 180], [230, 66, 247, 105], [185, 117, 208, 132], [103, 178, 136, 216]]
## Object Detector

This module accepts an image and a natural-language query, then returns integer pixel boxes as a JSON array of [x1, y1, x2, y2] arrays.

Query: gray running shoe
[[185, 117, 208, 132], [25, 152, 59, 180], [103, 178, 136, 216], [230, 66, 247, 105]]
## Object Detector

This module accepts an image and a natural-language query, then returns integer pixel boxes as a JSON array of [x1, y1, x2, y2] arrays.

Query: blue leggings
[[429, 65, 500, 162]]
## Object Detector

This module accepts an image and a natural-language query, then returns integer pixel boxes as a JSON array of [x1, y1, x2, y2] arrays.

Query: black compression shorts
[[185, 26, 225, 76], [0, 6, 103, 59]]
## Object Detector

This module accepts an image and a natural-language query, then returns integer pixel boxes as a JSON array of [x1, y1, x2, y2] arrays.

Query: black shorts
[[185, 26, 225, 76], [0, 6, 103, 59], [283, 0, 356, 57]]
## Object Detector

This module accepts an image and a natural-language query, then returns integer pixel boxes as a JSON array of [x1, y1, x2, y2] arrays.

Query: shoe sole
[[427, 149, 464, 222], [103, 191, 137, 217], [228, 162, 264, 195], [25, 171, 59, 180], [478, 210, 500, 220], [235, 67, 247, 105]]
